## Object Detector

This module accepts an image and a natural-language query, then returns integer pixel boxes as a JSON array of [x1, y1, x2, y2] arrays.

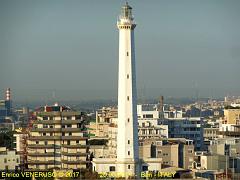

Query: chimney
[[159, 96, 164, 112]]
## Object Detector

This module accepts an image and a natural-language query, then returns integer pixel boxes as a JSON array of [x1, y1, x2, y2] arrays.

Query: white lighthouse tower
[[92, 3, 162, 177], [117, 2, 139, 177]]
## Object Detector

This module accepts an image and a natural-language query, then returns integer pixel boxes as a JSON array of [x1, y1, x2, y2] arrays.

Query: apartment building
[[138, 104, 168, 139], [139, 138, 195, 169], [27, 104, 89, 170], [0, 147, 20, 171], [219, 105, 240, 138], [159, 118, 204, 151], [222, 106, 240, 124]]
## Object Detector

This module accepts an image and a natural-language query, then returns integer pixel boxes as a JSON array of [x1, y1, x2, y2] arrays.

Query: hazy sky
[[0, 0, 240, 101]]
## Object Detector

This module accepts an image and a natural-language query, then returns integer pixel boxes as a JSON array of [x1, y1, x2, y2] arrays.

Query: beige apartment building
[[139, 138, 195, 169], [222, 107, 240, 124], [204, 128, 219, 140], [219, 106, 240, 137], [0, 147, 20, 171], [27, 104, 89, 170]]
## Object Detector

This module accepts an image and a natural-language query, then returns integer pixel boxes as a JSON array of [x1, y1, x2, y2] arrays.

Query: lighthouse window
[[127, 96, 129, 101], [127, 52, 129, 56], [127, 118, 130, 122], [127, 74, 129, 79], [128, 140, 130, 144], [128, 151, 130, 155], [128, 165, 131, 169]]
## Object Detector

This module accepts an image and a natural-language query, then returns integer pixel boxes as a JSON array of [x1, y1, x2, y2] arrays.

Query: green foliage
[[0, 130, 15, 149], [180, 173, 193, 179], [88, 139, 108, 145]]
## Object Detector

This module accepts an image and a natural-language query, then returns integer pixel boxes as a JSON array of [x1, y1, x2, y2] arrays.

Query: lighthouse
[[116, 2, 139, 176], [92, 3, 164, 177]]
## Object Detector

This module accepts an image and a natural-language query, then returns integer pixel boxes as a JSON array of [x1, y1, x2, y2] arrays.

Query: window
[[50, 125, 53, 128], [142, 165, 148, 171], [67, 140, 70, 145], [128, 140, 130, 144], [36, 141, 39, 144], [127, 96, 129, 101], [16, 158, 19, 163], [43, 133, 46, 136], [143, 114, 153, 118], [127, 118, 130, 122], [69, 132, 72, 136], [76, 140, 79, 144], [4, 158, 7, 163], [128, 151, 130, 155], [127, 74, 129, 79], [67, 124, 71, 128], [128, 165, 131, 169], [109, 166, 115, 172], [62, 132, 65, 136], [127, 52, 129, 56], [62, 125, 65, 128], [43, 116, 48, 120], [45, 141, 48, 145]]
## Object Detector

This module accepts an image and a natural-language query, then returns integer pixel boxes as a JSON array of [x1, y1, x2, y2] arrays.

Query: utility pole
[[226, 153, 228, 180]]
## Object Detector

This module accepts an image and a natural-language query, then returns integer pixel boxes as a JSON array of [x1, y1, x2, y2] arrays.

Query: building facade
[[0, 147, 20, 171], [27, 104, 89, 170]]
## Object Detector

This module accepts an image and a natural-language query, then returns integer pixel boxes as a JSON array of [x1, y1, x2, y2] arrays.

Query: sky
[[0, 0, 240, 101]]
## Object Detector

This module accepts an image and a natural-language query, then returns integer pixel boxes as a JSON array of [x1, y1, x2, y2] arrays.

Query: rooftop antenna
[[52, 90, 56, 100]]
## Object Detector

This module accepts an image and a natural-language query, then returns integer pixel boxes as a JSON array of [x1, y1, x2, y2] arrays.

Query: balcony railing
[[61, 144, 88, 148], [27, 160, 57, 164], [62, 136, 88, 140], [31, 128, 60, 132], [218, 131, 240, 136], [61, 152, 88, 156], [34, 120, 83, 124], [28, 136, 61, 140], [61, 160, 89, 164], [27, 144, 58, 149], [28, 152, 57, 156]]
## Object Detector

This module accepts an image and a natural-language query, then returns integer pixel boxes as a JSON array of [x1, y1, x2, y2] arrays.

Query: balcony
[[37, 111, 81, 117], [61, 160, 89, 164], [62, 136, 88, 140], [61, 152, 88, 156], [62, 144, 88, 148], [218, 131, 240, 136], [62, 128, 82, 132], [28, 136, 61, 140], [27, 152, 57, 156], [35, 120, 61, 124], [27, 160, 57, 165], [27, 144, 58, 149], [34, 120, 83, 125], [31, 128, 60, 132]]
